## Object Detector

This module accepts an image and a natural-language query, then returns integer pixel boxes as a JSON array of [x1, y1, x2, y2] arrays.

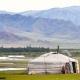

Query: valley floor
[[0, 72, 80, 80]]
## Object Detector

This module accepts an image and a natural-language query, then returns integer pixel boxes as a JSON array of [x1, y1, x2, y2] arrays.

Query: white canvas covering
[[28, 52, 79, 74]]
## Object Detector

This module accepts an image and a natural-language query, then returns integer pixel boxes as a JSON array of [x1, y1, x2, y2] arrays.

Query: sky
[[0, 0, 80, 12]]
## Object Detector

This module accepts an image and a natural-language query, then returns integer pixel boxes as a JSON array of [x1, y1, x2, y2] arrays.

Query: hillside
[[19, 6, 80, 26], [0, 14, 80, 48], [0, 31, 32, 42], [0, 14, 79, 38]]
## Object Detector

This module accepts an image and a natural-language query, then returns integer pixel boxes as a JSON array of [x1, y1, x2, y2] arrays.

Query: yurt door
[[72, 62, 76, 73], [69, 62, 76, 73]]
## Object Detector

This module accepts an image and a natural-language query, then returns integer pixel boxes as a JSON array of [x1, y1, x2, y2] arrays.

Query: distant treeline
[[0, 46, 51, 52], [0, 46, 57, 56], [0, 46, 80, 57]]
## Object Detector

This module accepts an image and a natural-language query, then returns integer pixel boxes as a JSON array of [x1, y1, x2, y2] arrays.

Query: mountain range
[[0, 6, 80, 48], [0, 14, 79, 38], [0, 31, 32, 42], [19, 6, 80, 26]]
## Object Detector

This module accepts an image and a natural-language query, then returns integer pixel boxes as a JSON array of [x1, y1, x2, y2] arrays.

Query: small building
[[28, 52, 79, 74]]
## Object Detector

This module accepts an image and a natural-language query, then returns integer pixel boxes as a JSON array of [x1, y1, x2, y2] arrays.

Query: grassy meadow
[[0, 50, 80, 80], [0, 72, 80, 80], [0, 60, 28, 68], [0, 56, 80, 80]]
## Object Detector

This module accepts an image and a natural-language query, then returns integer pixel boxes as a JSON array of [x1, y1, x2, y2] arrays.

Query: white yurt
[[28, 52, 79, 74]]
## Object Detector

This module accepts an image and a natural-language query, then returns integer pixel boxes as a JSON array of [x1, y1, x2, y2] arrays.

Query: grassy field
[[0, 57, 80, 80], [0, 71, 80, 80], [0, 56, 80, 68], [0, 60, 28, 68], [0, 52, 80, 80]]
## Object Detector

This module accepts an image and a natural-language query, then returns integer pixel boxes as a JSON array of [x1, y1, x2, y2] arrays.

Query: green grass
[[0, 55, 80, 80], [0, 60, 28, 68], [0, 72, 80, 80]]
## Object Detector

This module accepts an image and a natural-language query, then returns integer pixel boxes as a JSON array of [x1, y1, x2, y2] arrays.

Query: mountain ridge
[[0, 14, 79, 39], [0, 31, 32, 42], [0, 6, 80, 48], [19, 6, 80, 26]]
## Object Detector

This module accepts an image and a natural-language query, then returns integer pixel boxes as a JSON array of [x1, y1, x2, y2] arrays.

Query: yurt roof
[[30, 52, 77, 63]]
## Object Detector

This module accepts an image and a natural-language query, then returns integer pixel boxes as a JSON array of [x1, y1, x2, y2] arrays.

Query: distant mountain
[[0, 14, 79, 40], [0, 7, 80, 48], [0, 10, 15, 14], [0, 31, 32, 42], [19, 6, 80, 26]]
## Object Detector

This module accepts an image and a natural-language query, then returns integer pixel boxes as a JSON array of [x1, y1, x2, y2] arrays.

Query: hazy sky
[[0, 0, 80, 12]]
